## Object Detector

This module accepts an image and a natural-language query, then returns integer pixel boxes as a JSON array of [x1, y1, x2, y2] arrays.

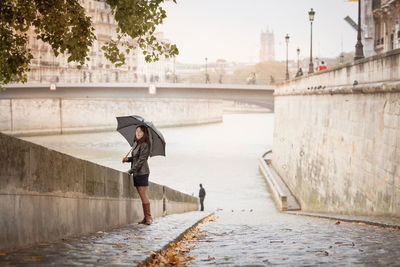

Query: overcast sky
[[158, 0, 359, 64]]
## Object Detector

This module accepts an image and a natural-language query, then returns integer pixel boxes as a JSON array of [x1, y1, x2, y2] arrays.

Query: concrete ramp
[[258, 150, 300, 211]]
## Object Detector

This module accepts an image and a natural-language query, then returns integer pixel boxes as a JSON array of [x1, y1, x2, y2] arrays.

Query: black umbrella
[[116, 115, 166, 157]]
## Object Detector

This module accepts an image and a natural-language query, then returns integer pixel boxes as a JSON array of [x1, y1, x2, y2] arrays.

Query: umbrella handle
[[124, 146, 134, 159]]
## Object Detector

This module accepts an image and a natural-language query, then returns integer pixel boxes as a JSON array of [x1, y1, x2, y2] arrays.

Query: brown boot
[[143, 203, 152, 225], [138, 203, 146, 224]]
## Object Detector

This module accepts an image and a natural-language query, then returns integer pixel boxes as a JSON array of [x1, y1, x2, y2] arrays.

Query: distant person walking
[[270, 75, 275, 85], [205, 73, 210, 84], [318, 61, 327, 71], [295, 67, 303, 77], [199, 184, 206, 211], [122, 125, 152, 225]]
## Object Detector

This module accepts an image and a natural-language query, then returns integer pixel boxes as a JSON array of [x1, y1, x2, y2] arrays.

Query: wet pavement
[[289, 211, 400, 229], [0, 211, 208, 266], [19, 113, 400, 265], [189, 210, 400, 266]]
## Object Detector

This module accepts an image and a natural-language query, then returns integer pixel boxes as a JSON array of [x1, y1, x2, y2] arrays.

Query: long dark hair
[[134, 125, 151, 156]]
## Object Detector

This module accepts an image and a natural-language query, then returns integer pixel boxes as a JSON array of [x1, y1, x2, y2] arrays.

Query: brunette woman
[[122, 125, 152, 225]]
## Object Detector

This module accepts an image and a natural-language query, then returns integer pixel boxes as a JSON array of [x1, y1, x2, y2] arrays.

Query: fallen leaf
[[335, 220, 340, 225], [32, 256, 41, 260], [86, 245, 93, 249], [166, 251, 174, 258], [0, 253, 6, 256]]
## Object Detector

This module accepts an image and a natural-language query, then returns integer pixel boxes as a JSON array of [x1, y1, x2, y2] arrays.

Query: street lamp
[[296, 48, 300, 69], [205, 57, 208, 83], [308, 8, 315, 74], [354, 0, 364, 60], [173, 56, 176, 83], [285, 34, 290, 80]]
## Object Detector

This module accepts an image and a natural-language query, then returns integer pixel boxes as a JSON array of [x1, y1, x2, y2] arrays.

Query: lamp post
[[173, 56, 176, 83], [308, 8, 315, 74], [296, 48, 300, 69], [354, 0, 364, 60], [205, 57, 208, 83], [285, 34, 290, 80]]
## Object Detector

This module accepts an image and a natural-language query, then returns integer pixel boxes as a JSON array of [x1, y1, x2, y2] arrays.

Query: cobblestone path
[[0, 212, 207, 266], [188, 209, 400, 266]]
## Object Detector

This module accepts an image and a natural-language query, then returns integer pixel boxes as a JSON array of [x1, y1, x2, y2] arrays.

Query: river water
[[22, 113, 276, 212]]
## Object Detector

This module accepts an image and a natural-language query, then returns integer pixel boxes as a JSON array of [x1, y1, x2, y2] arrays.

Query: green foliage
[[0, 0, 179, 84], [103, 0, 179, 66], [0, 27, 33, 84], [1, 0, 96, 84]]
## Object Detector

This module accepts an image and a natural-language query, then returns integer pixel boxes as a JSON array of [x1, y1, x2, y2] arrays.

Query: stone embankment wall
[[272, 48, 400, 216], [0, 98, 223, 136], [0, 133, 198, 251]]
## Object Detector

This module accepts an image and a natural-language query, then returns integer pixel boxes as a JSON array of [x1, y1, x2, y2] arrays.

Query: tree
[[0, 0, 179, 84], [328, 51, 355, 68], [230, 61, 285, 84]]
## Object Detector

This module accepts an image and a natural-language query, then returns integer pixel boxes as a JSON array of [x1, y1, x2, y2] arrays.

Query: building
[[25, 0, 171, 84], [361, 0, 376, 57], [135, 32, 174, 83], [369, 0, 400, 55], [259, 29, 275, 62]]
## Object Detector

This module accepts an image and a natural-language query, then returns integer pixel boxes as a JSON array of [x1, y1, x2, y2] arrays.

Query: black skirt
[[133, 174, 149, 187]]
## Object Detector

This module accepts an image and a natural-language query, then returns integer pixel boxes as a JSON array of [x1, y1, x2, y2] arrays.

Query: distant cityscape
[[23, 0, 400, 85]]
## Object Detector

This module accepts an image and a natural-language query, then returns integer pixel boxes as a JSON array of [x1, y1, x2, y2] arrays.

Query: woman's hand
[[122, 157, 128, 163]]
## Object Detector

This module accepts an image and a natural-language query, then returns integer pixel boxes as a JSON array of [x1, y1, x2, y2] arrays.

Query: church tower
[[259, 28, 275, 62]]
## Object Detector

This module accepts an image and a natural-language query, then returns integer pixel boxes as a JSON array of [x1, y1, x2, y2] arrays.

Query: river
[[22, 113, 276, 212]]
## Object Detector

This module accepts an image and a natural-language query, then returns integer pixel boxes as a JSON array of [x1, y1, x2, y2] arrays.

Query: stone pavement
[[0, 211, 208, 266], [188, 209, 400, 266], [288, 211, 400, 229]]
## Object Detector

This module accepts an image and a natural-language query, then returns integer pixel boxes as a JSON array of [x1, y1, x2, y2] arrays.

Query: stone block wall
[[0, 98, 223, 136], [0, 133, 198, 251], [272, 49, 400, 216]]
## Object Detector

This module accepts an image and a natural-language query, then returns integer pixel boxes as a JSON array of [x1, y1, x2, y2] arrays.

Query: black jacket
[[127, 141, 150, 176], [199, 187, 206, 198]]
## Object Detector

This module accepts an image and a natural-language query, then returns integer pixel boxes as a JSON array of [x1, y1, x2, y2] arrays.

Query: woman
[[122, 125, 152, 225]]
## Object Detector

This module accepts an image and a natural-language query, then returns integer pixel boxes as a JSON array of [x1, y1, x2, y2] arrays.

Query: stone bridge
[[1, 83, 275, 110]]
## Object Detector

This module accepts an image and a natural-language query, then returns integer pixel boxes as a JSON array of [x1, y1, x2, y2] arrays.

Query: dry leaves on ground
[[142, 214, 216, 266]]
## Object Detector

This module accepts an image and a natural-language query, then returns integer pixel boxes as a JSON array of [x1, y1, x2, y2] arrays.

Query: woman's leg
[[136, 186, 152, 225], [136, 186, 150, 204]]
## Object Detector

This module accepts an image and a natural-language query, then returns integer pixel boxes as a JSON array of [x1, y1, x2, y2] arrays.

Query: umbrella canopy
[[116, 115, 166, 157]]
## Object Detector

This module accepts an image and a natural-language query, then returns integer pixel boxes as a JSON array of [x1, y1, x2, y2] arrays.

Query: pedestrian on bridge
[[122, 125, 153, 225], [199, 184, 206, 211]]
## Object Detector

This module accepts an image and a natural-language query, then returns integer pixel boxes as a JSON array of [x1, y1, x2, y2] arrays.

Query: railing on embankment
[[0, 132, 198, 251], [272, 48, 400, 217], [0, 98, 222, 136]]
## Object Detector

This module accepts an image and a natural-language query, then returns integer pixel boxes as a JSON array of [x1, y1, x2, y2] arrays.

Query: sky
[[158, 0, 359, 64]]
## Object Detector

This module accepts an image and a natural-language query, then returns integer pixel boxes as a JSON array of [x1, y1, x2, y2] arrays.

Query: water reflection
[[22, 113, 275, 211]]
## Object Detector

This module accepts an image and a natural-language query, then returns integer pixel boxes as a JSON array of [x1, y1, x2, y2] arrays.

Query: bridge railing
[[20, 73, 282, 86]]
